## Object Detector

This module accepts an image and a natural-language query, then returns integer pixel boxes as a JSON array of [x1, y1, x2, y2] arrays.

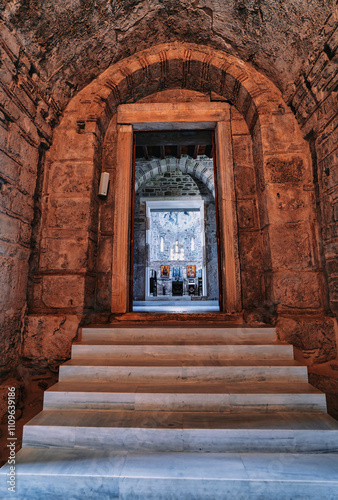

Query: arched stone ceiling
[[1, 0, 335, 108], [135, 156, 215, 198]]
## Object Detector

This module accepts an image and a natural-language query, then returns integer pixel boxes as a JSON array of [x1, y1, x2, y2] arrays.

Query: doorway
[[131, 130, 220, 312], [112, 102, 242, 314]]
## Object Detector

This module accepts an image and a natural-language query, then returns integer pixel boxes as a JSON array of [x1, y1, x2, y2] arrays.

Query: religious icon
[[172, 267, 181, 279], [161, 265, 170, 278], [187, 265, 196, 278]]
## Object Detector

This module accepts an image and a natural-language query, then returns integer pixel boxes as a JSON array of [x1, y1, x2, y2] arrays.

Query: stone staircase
[[1, 325, 338, 499]]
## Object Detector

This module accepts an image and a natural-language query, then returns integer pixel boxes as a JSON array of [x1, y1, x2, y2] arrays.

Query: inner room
[[132, 130, 220, 313]]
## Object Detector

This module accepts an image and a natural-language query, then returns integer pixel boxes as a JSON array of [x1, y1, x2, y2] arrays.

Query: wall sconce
[[99, 172, 110, 197]]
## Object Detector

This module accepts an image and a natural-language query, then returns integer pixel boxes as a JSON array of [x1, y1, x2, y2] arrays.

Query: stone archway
[[29, 42, 324, 322], [135, 156, 215, 199]]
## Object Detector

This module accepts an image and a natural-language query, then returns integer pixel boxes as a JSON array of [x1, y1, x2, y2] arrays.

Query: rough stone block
[[322, 221, 338, 241], [96, 272, 112, 310], [96, 236, 113, 273], [40, 237, 89, 271], [0, 87, 22, 122], [269, 223, 313, 270], [23, 314, 81, 367], [7, 123, 39, 166], [41, 275, 85, 309], [18, 165, 37, 196], [320, 152, 338, 193], [19, 221, 32, 247], [237, 199, 258, 229], [328, 278, 338, 302], [260, 112, 304, 153], [316, 126, 338, 161], [51, 128, 97, 161], [46, 196, 91, 229], [264, 185, 311, 223], [0, 151, 20, 182], [0, 22, 21, 57], [0, 311, 22, 373], [12, 85, 37, 120], [0, 254, 29, 308], [231, 119, 250, 136], [326, 258, 338, 277], [322, 197, 334, 224], [265, 155, 304, 183], [334, 202, 338, 222], [272, 271, 322, 310], [232, 135, 253, 164], [0, 64, 13, 85], [84, 275, 97, 310], [0, 184, 34, 222], [19, 114, 40, 145], [34, 110, 53, 141], [0, 45, 16, 82], [241, 269, 265, 309], [238, 231, 264, 269], [28, 276, 43, 311], [48, 160, 95, 193], [0, 212, 19, 243], [234, 166, 256, 196], [277, 316, 337, 363], [0, 123, 9, 150]]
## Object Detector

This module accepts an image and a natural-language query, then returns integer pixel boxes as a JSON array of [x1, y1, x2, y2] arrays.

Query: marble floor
[[133, 300, 220, 312], [1, 325, 338, 499]]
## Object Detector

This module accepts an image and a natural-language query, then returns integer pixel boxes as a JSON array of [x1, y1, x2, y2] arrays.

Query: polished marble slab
[[63, 358, 303, 366], [43, 379, 326, 412], [80, 326, 278, 344], [22, 409, 338, 453], [133, 304, 220, 312], [45, 380, 324, 394], [1, 448, 338, 500], [59, 362, 308, 385], [25, 409, 338, 430], [71, 343, 294, 360]]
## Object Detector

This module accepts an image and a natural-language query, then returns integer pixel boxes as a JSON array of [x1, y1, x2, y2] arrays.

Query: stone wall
[[286, 15, 338, 316], [0, 20, 57, 375], [231, 106, 265, 313], [1, 1, 334, 110]]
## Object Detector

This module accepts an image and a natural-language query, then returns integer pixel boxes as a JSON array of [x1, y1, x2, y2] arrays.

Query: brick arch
[[34, 42, 324, 320], [135, 157, 215, 198]]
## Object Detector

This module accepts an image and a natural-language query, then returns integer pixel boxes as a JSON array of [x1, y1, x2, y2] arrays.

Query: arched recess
[[135, 157, 215, 199], [30, 42, 324, 320]]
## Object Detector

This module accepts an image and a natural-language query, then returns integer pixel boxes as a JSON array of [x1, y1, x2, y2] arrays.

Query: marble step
[[43, 381, 326, 412], [133, 304, 221, 312], [59, 359, 308, 384], [80, 326, 277, 344], [1, 447, 338, 500], [71, 343, 294, 361], [22, 410, 338, 453]]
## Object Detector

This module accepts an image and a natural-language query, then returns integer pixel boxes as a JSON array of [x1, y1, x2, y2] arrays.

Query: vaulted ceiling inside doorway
[[135, 130, 213, 160]]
